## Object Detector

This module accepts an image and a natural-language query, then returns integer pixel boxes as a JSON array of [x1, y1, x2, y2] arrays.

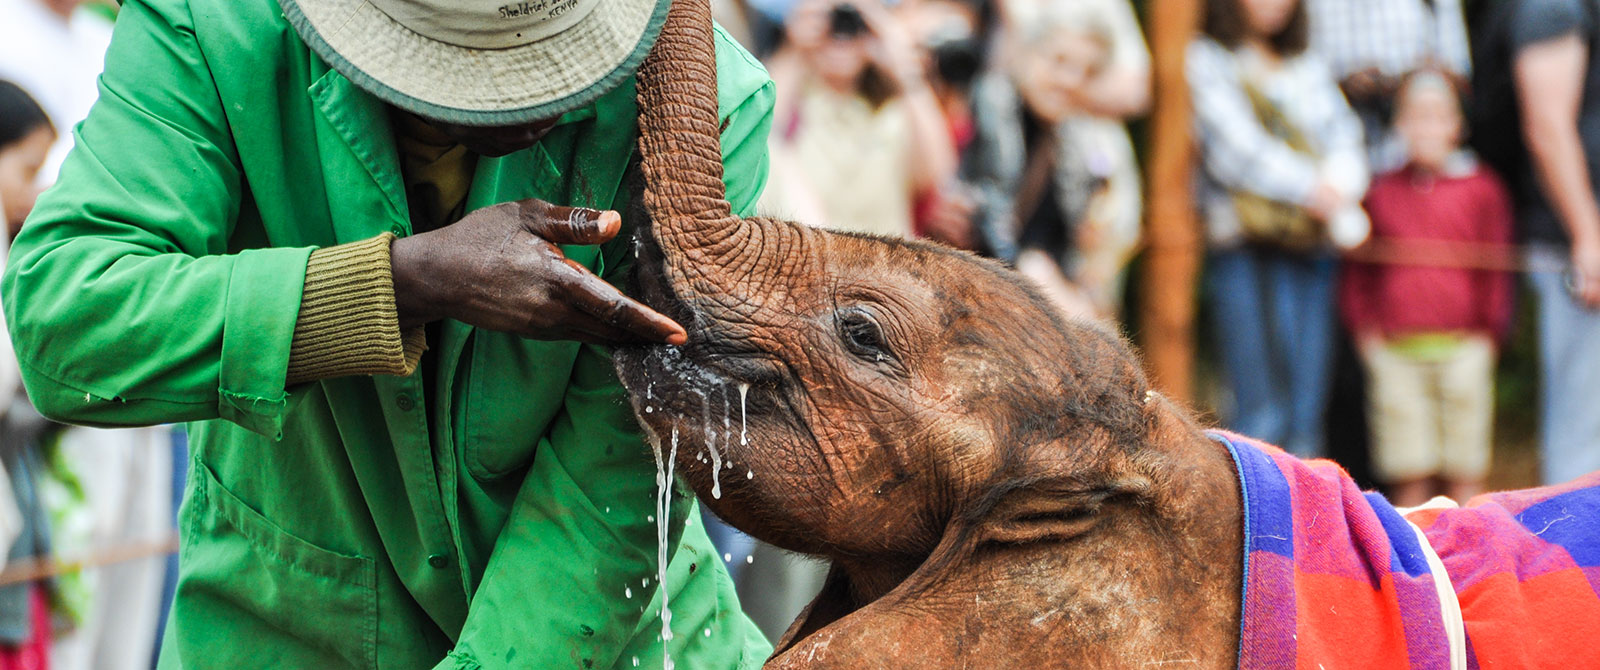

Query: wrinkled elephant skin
[[612, 0, 1244, 667]]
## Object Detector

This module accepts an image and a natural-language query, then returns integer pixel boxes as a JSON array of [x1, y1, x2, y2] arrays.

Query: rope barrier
[[0, 534, 178, 586], [1341, 239, 1566, 275]]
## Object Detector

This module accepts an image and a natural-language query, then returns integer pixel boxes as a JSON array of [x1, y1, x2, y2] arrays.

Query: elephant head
[[614, 0, 1244, 666]]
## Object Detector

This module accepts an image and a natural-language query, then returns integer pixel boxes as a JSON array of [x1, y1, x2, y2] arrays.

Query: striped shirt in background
[[1307, 0, 1471, 80], [1186, 38, 1369, 247]]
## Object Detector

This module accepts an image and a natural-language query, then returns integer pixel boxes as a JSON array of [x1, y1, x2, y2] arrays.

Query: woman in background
[[1188, 0, 1369, 458], [760, 0, 958, 239], [0, 78, 59, 670], [964, 1, 1146, 320]]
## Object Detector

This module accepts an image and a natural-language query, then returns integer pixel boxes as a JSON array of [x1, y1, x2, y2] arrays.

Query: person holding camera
[[761, 0, 958, 240]]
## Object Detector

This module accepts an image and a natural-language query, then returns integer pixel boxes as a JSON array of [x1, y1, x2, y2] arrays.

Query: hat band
[[365, 0, 604, 49]]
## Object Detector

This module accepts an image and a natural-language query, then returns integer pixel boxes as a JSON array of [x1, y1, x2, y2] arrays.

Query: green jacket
[[0, 0, 776, 666]]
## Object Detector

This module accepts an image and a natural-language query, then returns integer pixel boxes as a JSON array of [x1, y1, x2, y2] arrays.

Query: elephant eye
[[838, 308, 891, 363]]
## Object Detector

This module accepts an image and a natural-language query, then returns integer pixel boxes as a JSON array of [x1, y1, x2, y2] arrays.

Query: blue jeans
[[1528, 248, 1600, 484], [1207, 248, 1338, 458]]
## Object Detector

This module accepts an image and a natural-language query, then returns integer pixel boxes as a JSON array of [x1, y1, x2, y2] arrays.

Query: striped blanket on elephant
[[1213, 431, 1600, 670]]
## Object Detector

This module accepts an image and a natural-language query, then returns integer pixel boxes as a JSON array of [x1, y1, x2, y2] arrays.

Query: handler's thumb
[[520, 200, 622, 246]]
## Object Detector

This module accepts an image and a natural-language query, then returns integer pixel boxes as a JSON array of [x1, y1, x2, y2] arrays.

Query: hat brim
[[279, 0, 668, 126]]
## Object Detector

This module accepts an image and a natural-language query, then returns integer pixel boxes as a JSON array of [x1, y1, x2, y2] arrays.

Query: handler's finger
[[563, 321, 655, 347], [519, 200, 622, 246], [556, 261, 688, 345], [544, 313, 637, 346]]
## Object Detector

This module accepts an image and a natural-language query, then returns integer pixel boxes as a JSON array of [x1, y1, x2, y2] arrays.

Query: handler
[[0, 0, 776, 666]]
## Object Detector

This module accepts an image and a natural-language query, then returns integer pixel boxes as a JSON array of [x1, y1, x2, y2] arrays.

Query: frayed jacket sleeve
[[0, 0, 309, 437]]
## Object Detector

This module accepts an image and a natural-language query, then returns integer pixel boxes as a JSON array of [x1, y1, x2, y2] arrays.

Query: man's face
[[428, 117, 563, 157]]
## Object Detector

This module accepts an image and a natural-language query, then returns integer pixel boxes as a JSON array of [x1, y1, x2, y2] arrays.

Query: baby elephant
[[615, 0, 1600, 667]]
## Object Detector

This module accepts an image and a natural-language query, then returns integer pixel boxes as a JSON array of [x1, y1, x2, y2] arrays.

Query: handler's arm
[[0, 0, 312, 435]]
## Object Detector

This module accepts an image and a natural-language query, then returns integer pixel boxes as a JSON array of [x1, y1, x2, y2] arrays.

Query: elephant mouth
[[615, 227, 749, 416], [617, 218, 786, 381]]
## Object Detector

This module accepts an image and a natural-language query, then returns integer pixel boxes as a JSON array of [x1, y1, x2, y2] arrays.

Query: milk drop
[[738, 383, 749, 446]]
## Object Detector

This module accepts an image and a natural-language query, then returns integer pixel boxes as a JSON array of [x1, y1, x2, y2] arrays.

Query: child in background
[[0, 78, 57, 670], [1340, 70, 1513, 507]]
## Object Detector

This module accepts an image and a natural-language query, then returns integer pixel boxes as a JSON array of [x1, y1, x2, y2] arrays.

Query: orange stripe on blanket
[[1293, 571, 1412, 669], [1457, 567, 1600, 669]]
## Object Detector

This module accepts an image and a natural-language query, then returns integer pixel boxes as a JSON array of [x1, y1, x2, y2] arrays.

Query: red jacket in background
[[1340, 160, 1515, 341]]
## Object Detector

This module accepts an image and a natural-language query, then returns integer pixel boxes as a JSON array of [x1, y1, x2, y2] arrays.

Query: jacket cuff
[[286, 234, 426, 385]]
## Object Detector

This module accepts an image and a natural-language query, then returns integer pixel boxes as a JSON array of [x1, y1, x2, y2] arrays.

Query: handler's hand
[[390, 199, 688, 346]]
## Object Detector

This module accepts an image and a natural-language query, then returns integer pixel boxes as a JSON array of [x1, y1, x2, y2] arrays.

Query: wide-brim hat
[[278, 0, 670, 126]]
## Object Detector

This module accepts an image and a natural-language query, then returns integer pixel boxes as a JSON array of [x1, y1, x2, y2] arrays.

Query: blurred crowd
[[695, 0, 1600, 640], [0, 0, 1599, 658]]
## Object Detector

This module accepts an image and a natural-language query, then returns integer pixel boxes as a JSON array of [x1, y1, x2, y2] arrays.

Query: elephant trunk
[[636, 0, 744, 261]]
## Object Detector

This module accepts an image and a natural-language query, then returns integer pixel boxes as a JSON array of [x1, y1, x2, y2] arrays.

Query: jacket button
[[396, 394, 415, 412], [427, 553, 449, 569]]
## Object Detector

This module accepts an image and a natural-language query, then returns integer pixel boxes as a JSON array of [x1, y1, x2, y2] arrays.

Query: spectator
[[0, 83, 52, 240], [1307, 0, 1471, 171], [0, 0, 113, 182], [902, 0, 985, 155], [1188, 0, 1369, 458], [0, 3, 177, 666], [0, 79, 57, 670], [964, 1, 1144, 320], [903, 0, 986, 248], [1340, 71, 1513, 506], [995, 0, 1151, 119], [761, 0, 958, 238], [1474, 0, 1600, 485]]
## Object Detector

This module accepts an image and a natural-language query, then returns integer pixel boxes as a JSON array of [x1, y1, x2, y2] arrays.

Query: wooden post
[[1139, 0, 1202, 402]]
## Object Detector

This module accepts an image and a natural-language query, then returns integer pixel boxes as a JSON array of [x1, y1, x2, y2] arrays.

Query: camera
[[827, 3, 868, 39], [928, 36, 981, 90]]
